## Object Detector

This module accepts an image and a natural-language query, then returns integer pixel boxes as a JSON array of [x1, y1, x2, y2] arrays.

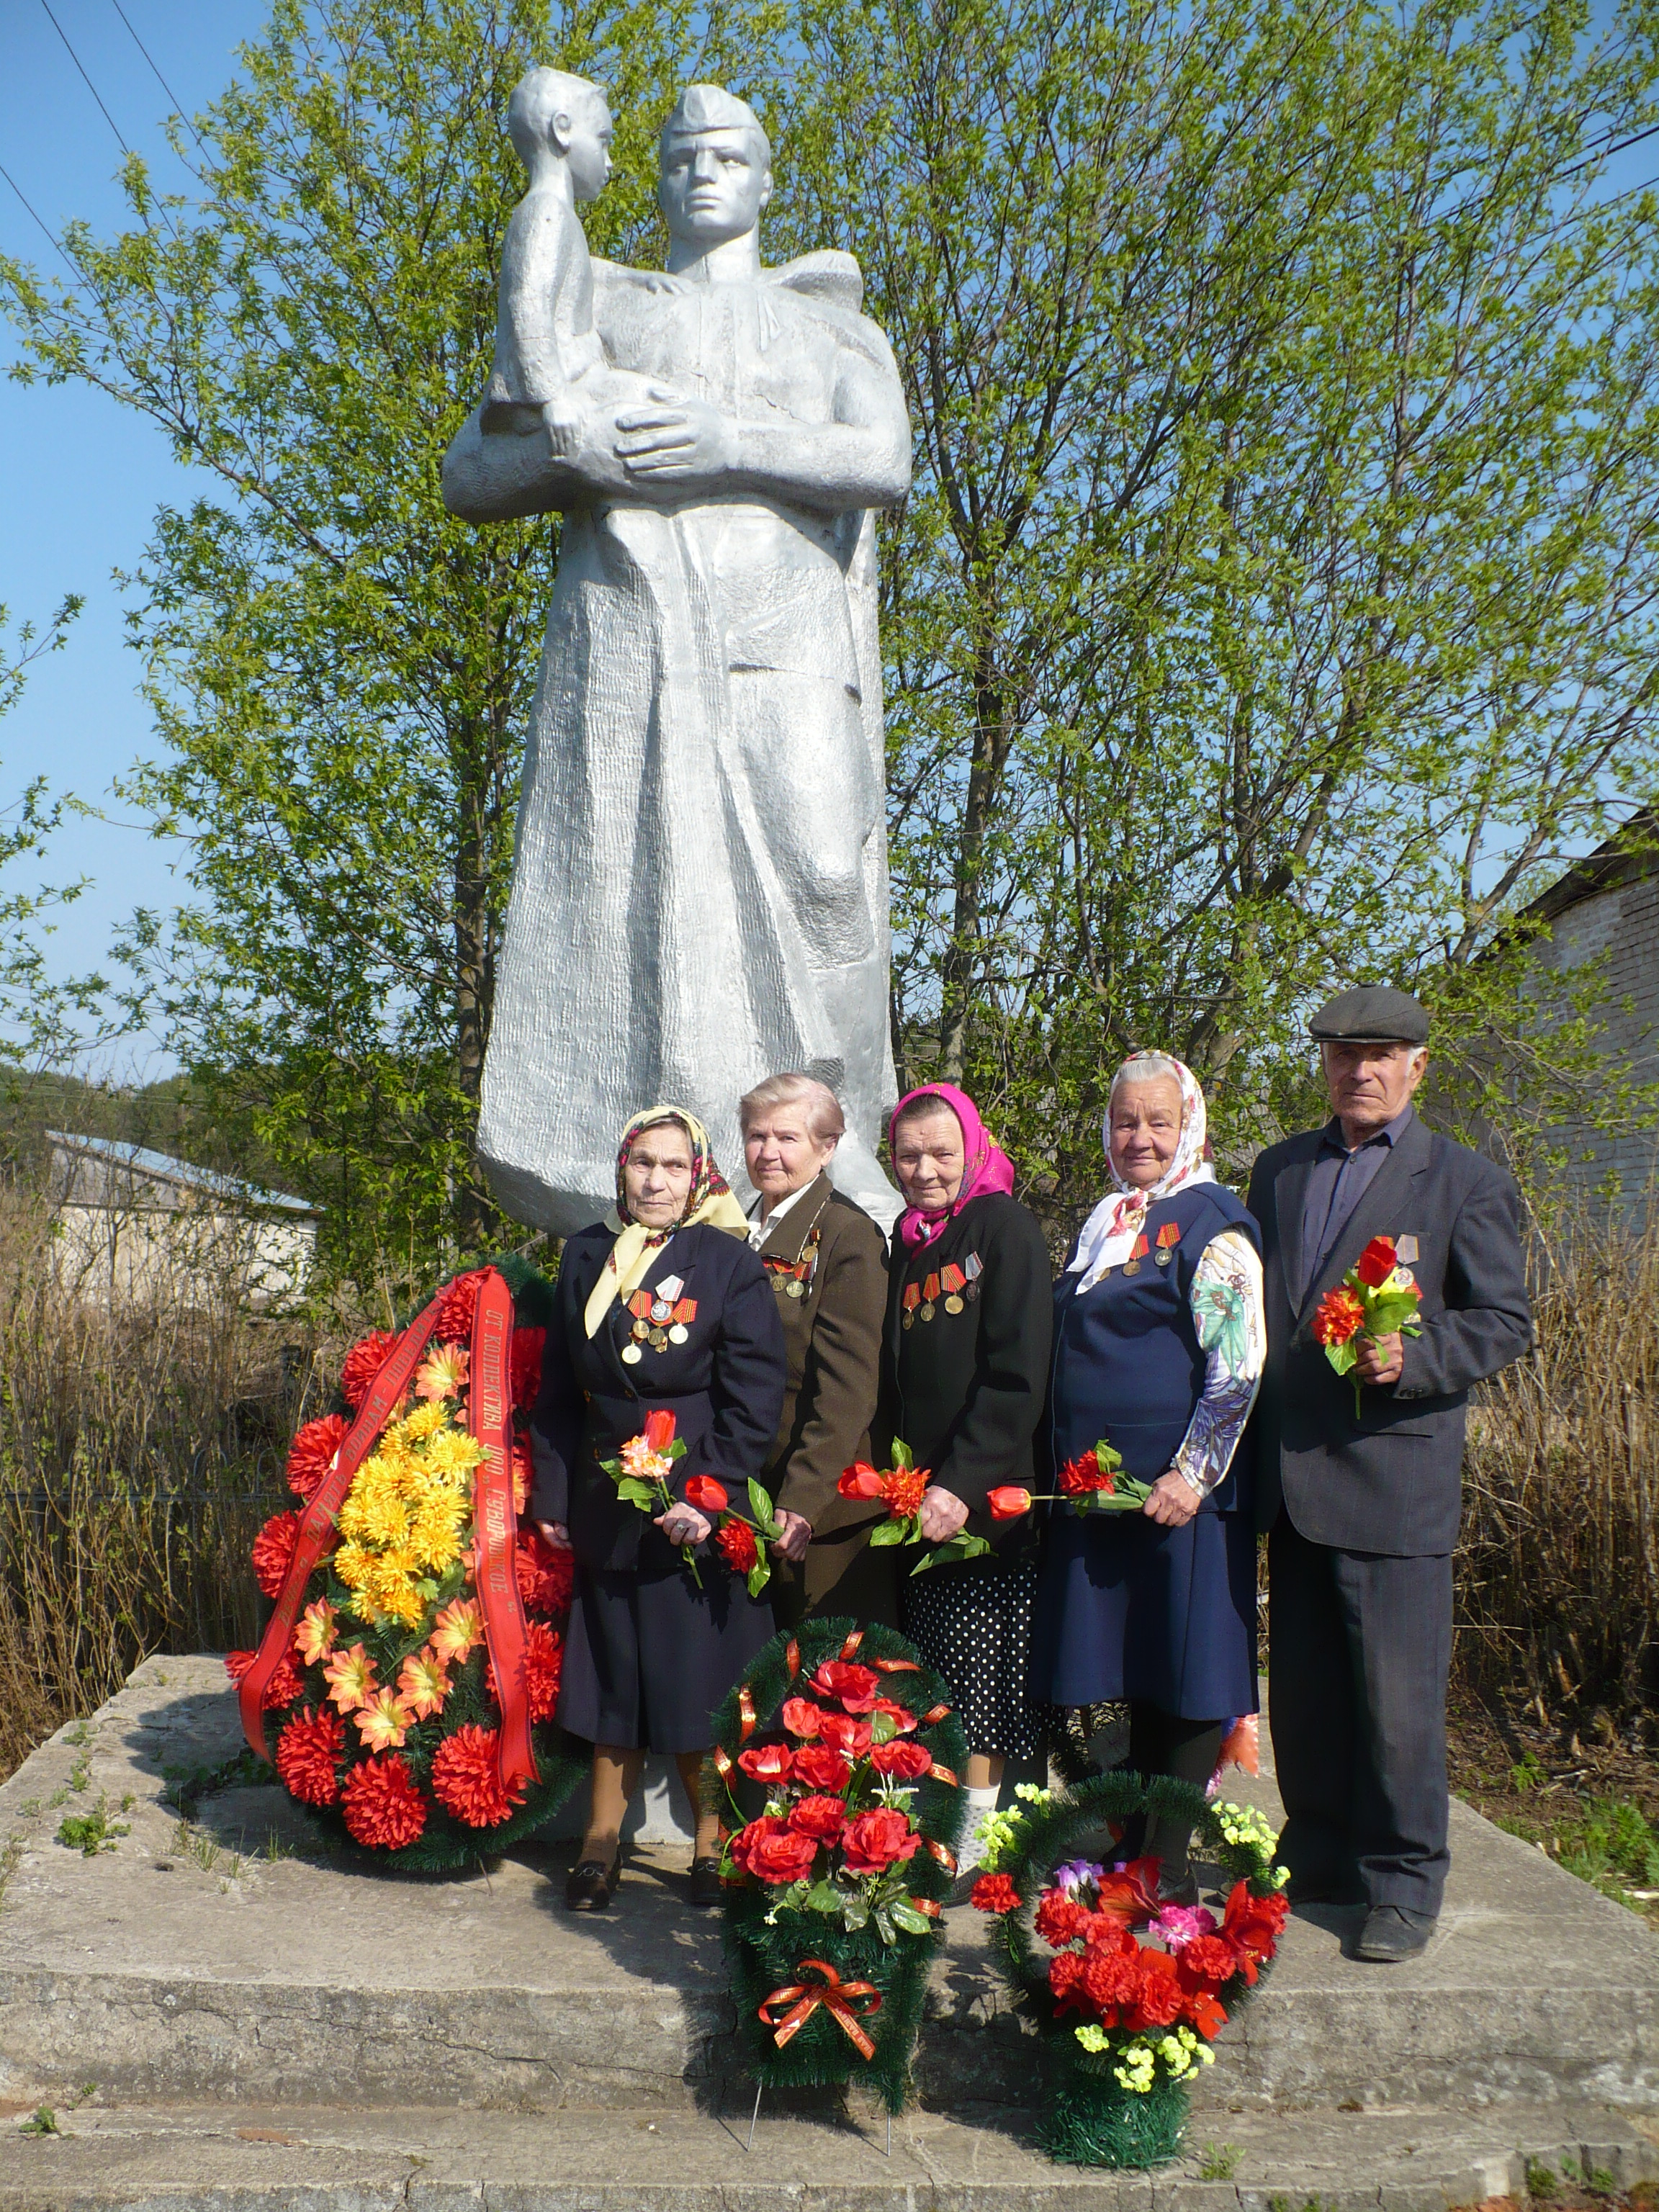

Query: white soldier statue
[[444, 82, 912, 1232]]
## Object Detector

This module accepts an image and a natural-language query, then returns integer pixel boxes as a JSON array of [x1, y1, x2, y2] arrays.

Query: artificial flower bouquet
[[712, 1618, 966, 2113], [983, 1438, 1154, 1526], [603, 1407, 783, 1596], [230, 1260, 583, 1869], [1313, 1233, 1423, 1416], [837, 1440, 992, 1571], [971, 1775, 1288, 2168]]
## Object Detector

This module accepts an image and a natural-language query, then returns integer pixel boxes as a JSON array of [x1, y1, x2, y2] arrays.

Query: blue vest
[[1048, 1182, 1259, 1513]]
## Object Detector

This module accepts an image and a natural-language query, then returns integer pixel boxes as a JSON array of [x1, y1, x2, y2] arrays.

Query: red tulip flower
[[1354, 1234, 1398, 1288], [987, 1485, 1033, 1520], [683, 1475, 729, 1514], [642, 1408, 678, 1454], [837, 1461, 886, 1500]]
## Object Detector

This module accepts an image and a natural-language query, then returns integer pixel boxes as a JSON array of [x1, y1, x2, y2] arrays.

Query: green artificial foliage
[[979, 1772, 1287, 2169], [711, 1616, 966, 2114]]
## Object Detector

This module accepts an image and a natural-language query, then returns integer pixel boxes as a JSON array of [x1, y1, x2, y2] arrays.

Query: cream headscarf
[[583, 1105, 750, 1338], [1068, 1053, 1215, 1295]]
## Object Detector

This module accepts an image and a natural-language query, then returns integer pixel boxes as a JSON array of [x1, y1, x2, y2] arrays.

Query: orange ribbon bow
[[757, 1959, 884, 2059]]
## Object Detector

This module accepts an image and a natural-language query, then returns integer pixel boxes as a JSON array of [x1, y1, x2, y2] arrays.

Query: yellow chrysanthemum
[[400, 1400, 449, 1442], [422, 1428, 487, 1480], [333, 1539, 374, 1593]]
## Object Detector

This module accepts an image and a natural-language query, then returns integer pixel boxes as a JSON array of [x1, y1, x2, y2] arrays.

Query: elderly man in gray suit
[[1246, 986, 1532, 1963]]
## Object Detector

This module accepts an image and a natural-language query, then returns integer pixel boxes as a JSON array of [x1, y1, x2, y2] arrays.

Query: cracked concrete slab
[[1, 1659, 1655, 2116]]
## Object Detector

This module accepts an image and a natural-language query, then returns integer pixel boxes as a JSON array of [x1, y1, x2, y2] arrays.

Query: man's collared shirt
[[1300, 1102, 1417, 1295], [746, 1176, 814, 1251]]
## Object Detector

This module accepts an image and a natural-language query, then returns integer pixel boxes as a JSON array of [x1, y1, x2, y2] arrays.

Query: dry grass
[[0, 1188, 327, 1780], [1457, 1207, 1659, 1725]]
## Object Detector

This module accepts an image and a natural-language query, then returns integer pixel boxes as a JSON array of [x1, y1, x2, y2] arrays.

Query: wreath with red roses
[[710, 1616, 966, 2115]]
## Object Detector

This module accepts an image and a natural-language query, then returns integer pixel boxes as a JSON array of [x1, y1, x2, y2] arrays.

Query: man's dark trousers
[[1267, 1521, 1452, 1911], [1246, 1108, 1531, 1919]]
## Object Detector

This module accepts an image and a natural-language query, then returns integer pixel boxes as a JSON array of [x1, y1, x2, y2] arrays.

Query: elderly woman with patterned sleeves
[[531, 1106, 785, 1914], [1031, 1052, 1265, 1905]]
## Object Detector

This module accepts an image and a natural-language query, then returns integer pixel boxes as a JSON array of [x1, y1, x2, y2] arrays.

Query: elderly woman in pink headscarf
[[874, 1083, 1053, 1880]]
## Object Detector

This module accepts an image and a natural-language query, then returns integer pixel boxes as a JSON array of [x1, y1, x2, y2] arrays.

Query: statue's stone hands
[[613, 395, 738, 485], [542, 395, 585, 460]]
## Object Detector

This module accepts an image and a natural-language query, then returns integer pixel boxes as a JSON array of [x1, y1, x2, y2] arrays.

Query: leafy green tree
[[2, 0, 701, 1291], [775, 0, 1659, 1215]]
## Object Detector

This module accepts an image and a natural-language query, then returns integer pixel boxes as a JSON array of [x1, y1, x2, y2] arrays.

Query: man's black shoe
[[1353, 1904, 1436, 1961]]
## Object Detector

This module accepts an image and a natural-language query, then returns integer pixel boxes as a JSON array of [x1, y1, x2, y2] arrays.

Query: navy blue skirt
[[557, 1561, 776, 1754], [1030, 1509, 1258, 1719]]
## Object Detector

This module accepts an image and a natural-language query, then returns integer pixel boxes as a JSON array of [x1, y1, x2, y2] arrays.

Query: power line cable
[[107, 0, 209, 162], [0, 158, 81, 282], [39, 0, 132, 159]]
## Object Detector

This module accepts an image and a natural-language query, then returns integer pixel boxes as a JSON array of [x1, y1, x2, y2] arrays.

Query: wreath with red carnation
[[711, 1616, 966, 2116], [968, 1772, 1289, 2169], [230, 1254, 583, 1870]]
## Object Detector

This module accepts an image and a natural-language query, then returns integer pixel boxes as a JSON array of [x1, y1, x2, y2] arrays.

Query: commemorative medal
[[669, 1323, 688, 1344], [1154, 1221, 1180, 1269], [1123, 1232, 1150, 1277], [650, 1298, 672, 1323], [921, 1271, 940, 1322], [621, 1343, 644, 1364], [650, 1328, 668, 1350], [902, 1282, 922, 1331], [941, 1262, 967, 1314], [963, 1252, 983, 1302], [786, 1277, 805, 1299]]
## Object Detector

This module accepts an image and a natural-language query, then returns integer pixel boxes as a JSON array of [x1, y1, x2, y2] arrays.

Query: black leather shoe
[[689, 1856, 724, 1908], [1354, 1905, 1436, 1961], [565, 1848, 622, 1911]]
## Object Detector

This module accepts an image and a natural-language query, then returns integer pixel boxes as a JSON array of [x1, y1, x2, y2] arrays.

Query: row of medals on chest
[[902, 1251, 984, 1327], [1100, 1223, 1182, 1281], [621, 1274, 694, 1364]]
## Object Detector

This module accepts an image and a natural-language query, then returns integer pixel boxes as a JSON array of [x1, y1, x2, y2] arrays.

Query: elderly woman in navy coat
[[1032, 1053, 1265, 1903], [531, 1106, 785, 1913]]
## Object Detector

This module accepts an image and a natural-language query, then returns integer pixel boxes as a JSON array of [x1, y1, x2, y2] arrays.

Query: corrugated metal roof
[[46, 1130, 320, 1215]]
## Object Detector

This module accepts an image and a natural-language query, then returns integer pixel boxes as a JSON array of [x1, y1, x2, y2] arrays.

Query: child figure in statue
[[481, 69, 612, 452]]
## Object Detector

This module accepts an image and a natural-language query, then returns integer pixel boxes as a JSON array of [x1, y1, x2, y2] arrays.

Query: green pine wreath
[[971, 1771, 1289, 2167], [710, 1615, 966, 2114]]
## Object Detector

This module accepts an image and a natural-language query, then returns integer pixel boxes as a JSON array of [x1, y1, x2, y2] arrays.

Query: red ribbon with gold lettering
[[757, 1959, 883, 2058], [469, 1268, 538, 1792], [239, 1290, 446, 1760]]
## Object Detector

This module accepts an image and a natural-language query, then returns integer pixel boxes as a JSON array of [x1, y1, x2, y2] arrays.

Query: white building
[[48, 1131, 320, 1313]]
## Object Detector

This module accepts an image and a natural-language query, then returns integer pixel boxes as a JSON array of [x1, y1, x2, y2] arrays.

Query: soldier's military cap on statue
[[1308, 984, 1429, 1046]]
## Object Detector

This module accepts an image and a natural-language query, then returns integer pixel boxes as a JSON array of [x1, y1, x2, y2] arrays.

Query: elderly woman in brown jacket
[[741, 1074, 892, 1627]]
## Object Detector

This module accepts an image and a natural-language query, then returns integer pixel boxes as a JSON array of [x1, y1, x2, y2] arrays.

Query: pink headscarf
[[888, 1083, 1017, 1249]]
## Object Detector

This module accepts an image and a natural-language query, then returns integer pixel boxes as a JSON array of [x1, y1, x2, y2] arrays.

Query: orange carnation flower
[[1313, 1285, 1366, 1347]]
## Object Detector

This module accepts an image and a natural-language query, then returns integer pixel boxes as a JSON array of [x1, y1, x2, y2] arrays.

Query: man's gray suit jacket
[[1245, 1113, 1532, 1555]]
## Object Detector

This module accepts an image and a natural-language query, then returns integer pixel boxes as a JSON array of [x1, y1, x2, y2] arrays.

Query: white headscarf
[[1069, 1052, 1215, 1295]]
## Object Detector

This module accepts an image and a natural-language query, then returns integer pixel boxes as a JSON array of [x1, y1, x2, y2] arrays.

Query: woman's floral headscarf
[[583, 1105, 750, 1337], [1068, 1053, 1215, 1294], [888, 1082, 1017, 1250]]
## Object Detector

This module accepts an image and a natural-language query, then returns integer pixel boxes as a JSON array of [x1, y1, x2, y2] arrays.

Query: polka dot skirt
[[902, 1557, 1041, 1761]]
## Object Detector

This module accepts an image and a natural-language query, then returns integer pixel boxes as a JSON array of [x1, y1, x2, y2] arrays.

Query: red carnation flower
[[516, 1529, 574, 1617], [1035, 1891, 1093, 1948], [1058, 1452, 1115, 1497], [340, 1753, 427, 1849], [817, 1711, 873, 1758], [716, 1519, 758, 1573], [790, 1745, 850, 1792], [1128, 1954, 1185, 2029], [511, 1326, 545, 1408], [432, 1268, 490, 1344], [251, 1511, 302, 1599], [788, 1794, 848, 1843], [781, 1698, 826, 1740], [729, 1815, 819, 1886], [1082, 1944, 1142, 2014], [275, 1707, 344, 1806], [287, 1413, 349, 1502], [483, 1619, 564, 1722], [841, 1807, 921, 1875], [431, 1724, 528, 1829], [341, 1330, 399, 1411], [737, 1742, 794, 1784], [1313, 1285, 1366, 1349], [1048, 1949, 1087, 2010], [971, 1871, 1020, 1913], [809, 1660, 881, 1710], [225, 1647, 300, 1710], [1176, 1934, 1238, 1991], [986, 1485, 1033, 1520], [1355, 1235, 1398, 1288], [870, 1737, 932, 1779]]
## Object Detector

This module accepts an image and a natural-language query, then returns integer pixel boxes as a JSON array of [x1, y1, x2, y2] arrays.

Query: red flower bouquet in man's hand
[[837, 1439, 992, 1573], [1314, 1234, 1423, 1416]]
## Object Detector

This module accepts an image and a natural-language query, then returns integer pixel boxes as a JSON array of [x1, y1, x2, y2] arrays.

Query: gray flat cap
[[1308, 985, 1429, 1045]]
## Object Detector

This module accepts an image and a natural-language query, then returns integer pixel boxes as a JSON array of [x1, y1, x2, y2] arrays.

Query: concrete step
[[2, 2092, 1658, 2209], [1, 1659, 1657, 2116]]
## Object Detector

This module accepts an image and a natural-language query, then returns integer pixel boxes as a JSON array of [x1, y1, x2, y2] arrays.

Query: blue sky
[[1, 0, 269, 1076]]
